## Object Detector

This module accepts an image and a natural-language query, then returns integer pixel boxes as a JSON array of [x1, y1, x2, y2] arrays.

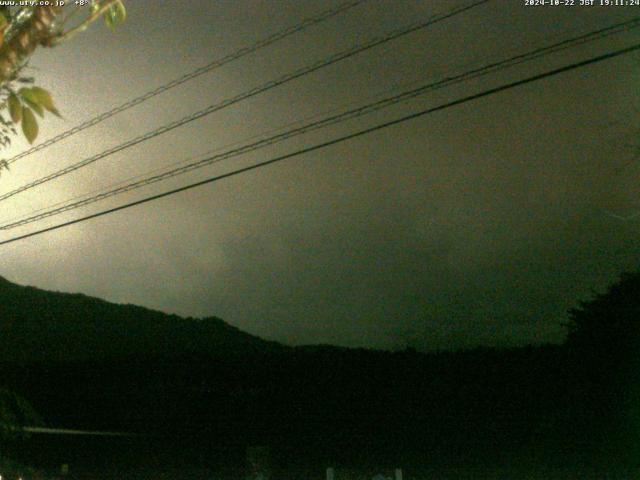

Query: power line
[[0, 73, 446, 226], [0, 0, 490, 203], [2, 16, 638, 230], [1, 42, 638, 247], [4, 0, 367, 166], [4, 15, 633, 228]]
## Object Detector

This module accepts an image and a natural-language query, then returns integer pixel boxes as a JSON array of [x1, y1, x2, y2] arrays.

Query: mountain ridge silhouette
[[0, 274, 287, 362]]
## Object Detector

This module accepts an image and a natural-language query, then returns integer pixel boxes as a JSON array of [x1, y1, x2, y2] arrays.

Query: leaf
[[18, 87, 37, 104], [26, 86, 59, 116], [8, 93, 21, 123], [21, 106, 37, 144], [104, 1, 126, 31], [18, 89, 44, 117], [22, 97, 43, 117]]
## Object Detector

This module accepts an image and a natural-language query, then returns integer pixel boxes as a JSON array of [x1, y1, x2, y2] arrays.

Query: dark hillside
[[0, 273, 637, 477], [0, 275, 285, 363]]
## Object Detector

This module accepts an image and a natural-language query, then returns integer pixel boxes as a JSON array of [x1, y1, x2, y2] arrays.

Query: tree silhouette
[[0, 1, 127, 153], [0, 388, 41, 441], [565, 270, 640, 370], [564, 270, 640, 453]]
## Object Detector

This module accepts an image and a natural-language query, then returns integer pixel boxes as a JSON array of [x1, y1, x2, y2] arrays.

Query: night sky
[[1, 0, 639, 351]]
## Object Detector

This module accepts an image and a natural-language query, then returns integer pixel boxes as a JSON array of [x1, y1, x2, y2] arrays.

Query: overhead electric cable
[[5, 14, 632, 227], [0, 0, 490, 202], [0, 72, 448, 227], [4, 0, 367, 166], [2, 17, 638, 230], [1, 42, 638, 247]]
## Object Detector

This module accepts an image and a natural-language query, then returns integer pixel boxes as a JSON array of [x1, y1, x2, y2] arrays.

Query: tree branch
[[52, 0, 119, 45]]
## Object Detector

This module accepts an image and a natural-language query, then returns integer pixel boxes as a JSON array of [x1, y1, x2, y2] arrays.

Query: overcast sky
[[0, 0, 639, 351]]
